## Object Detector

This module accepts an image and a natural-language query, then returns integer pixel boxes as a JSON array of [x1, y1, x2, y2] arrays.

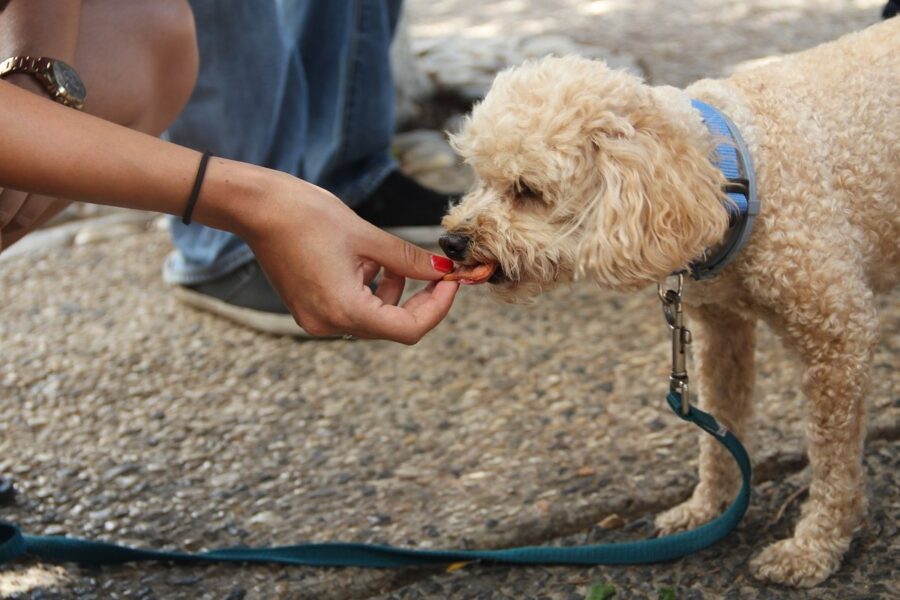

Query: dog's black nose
[[439, 233, 470, 261]]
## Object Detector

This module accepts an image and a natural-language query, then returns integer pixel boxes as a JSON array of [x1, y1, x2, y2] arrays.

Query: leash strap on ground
[[0, 391, 750, 568]]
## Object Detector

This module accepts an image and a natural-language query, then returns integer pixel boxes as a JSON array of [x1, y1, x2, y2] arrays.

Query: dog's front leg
[[656, 304, 756, 534], [749, 279, 876, 587]]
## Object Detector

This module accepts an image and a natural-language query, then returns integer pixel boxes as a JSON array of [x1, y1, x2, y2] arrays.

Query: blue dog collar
[[687, 99, 759, 280]]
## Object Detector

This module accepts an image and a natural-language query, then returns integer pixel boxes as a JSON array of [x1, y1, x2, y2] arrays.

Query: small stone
[[88, 508, 112, 521], [103, 463, 141, 481], [43, 525, 67, 536], [367, 514, 392, 526], [152, 216, 170, 232], [224, 588, 247, 600], [59, 301, 82, 315], [598, 514, 625, 529], [248, 511, 278, 525], [210, 472, 242, 488], [135, 586, 157, 600], [647, 417, 667, 432]]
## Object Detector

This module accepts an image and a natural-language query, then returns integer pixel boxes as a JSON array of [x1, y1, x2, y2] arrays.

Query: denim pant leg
[[164, 0, 402, 285]]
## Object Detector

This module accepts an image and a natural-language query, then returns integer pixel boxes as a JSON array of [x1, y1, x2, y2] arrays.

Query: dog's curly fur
[[442, 19, 899, 587]]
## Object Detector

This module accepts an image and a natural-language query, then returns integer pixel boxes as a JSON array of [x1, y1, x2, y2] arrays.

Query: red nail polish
[[431, 255, 454, 273]]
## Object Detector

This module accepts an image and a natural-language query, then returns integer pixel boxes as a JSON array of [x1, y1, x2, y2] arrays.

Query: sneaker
[[172, 260, 312, 337]]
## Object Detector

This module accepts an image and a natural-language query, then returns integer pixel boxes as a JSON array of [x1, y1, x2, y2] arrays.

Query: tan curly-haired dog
[[440, 19, 899, 587]]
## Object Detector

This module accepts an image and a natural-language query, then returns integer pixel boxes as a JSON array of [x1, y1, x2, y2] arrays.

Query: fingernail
[[431, 255, 454, 273]]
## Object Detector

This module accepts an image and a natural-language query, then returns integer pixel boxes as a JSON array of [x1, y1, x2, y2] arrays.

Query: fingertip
[[430, 280, 460, 311], [421, 279, 458, 302], [436, 279, 460, 295]]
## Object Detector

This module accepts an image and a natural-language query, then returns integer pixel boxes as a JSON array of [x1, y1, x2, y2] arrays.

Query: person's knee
[[143, 0, 198, 134]]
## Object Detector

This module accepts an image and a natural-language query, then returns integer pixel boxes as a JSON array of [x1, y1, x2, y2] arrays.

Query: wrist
[[3, 72, 50, 97], [189, 158, 285, 240]]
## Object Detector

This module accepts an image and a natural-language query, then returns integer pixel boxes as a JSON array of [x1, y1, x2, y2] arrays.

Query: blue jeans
[[164, 0, 402, 284]]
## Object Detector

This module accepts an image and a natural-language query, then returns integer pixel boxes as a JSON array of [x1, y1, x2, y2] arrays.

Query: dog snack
[[442, 262, 497, 284]]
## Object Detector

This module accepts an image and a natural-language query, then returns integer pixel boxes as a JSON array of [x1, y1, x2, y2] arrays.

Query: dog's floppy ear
[[576, 119, 730, 291]]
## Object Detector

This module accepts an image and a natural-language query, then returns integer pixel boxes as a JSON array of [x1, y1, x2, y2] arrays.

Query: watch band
[[0, 56, 84, 110], [0, 56, 52, 82]]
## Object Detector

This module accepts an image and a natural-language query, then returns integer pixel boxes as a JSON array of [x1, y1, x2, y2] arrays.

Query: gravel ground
[[2, 1, 898, 598], [380, 440, 900, 600], [0, 230, 896, 599]]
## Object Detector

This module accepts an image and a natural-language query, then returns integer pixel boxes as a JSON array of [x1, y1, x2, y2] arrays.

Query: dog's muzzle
[[438, 232, 507, 284]]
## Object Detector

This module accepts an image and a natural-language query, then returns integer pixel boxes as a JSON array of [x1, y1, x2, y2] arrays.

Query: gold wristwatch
[[0, 56, 86, 110]]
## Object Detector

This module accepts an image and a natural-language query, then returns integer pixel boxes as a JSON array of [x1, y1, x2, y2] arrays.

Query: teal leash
[[0, 392, 750, 568], [0, 276, 751, 569]]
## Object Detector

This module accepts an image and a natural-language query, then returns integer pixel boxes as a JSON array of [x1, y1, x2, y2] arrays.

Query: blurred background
[[13, 0, 888, 242], [390, 0, 888, 195]]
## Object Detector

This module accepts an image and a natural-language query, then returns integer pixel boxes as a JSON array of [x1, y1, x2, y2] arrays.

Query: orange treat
[[442, 262, 497, 284]]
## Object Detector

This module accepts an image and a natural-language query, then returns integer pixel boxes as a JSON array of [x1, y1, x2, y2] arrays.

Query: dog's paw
[[749, 538, 839, 588], [654, 499, 721, 535]]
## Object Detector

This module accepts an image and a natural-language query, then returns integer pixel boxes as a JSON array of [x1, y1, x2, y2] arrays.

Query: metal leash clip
[[658, 273, 692, 415]]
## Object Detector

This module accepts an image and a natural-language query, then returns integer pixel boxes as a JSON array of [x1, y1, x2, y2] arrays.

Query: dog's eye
[[513, 180, 542, 203]]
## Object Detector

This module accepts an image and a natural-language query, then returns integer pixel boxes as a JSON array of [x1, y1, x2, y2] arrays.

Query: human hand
[[234, 172, 459, 344], [0, 187, 68, 251]]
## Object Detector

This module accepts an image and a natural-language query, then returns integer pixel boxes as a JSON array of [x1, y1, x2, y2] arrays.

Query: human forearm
[[0, 80, 269, 236], [0, 80, 459, 343]]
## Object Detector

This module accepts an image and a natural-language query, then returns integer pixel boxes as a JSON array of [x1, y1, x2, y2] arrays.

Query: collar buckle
[[723, 178, 749, 196]]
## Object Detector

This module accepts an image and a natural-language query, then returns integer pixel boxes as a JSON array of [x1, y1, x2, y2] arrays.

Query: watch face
[[51, 61, 86, 102]]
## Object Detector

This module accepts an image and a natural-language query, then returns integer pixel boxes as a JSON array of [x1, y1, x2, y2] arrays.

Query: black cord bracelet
[[181, 151, 212, 226]]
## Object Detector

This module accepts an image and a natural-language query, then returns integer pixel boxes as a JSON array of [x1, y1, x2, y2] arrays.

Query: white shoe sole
[[172, 286, 313, 338]]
